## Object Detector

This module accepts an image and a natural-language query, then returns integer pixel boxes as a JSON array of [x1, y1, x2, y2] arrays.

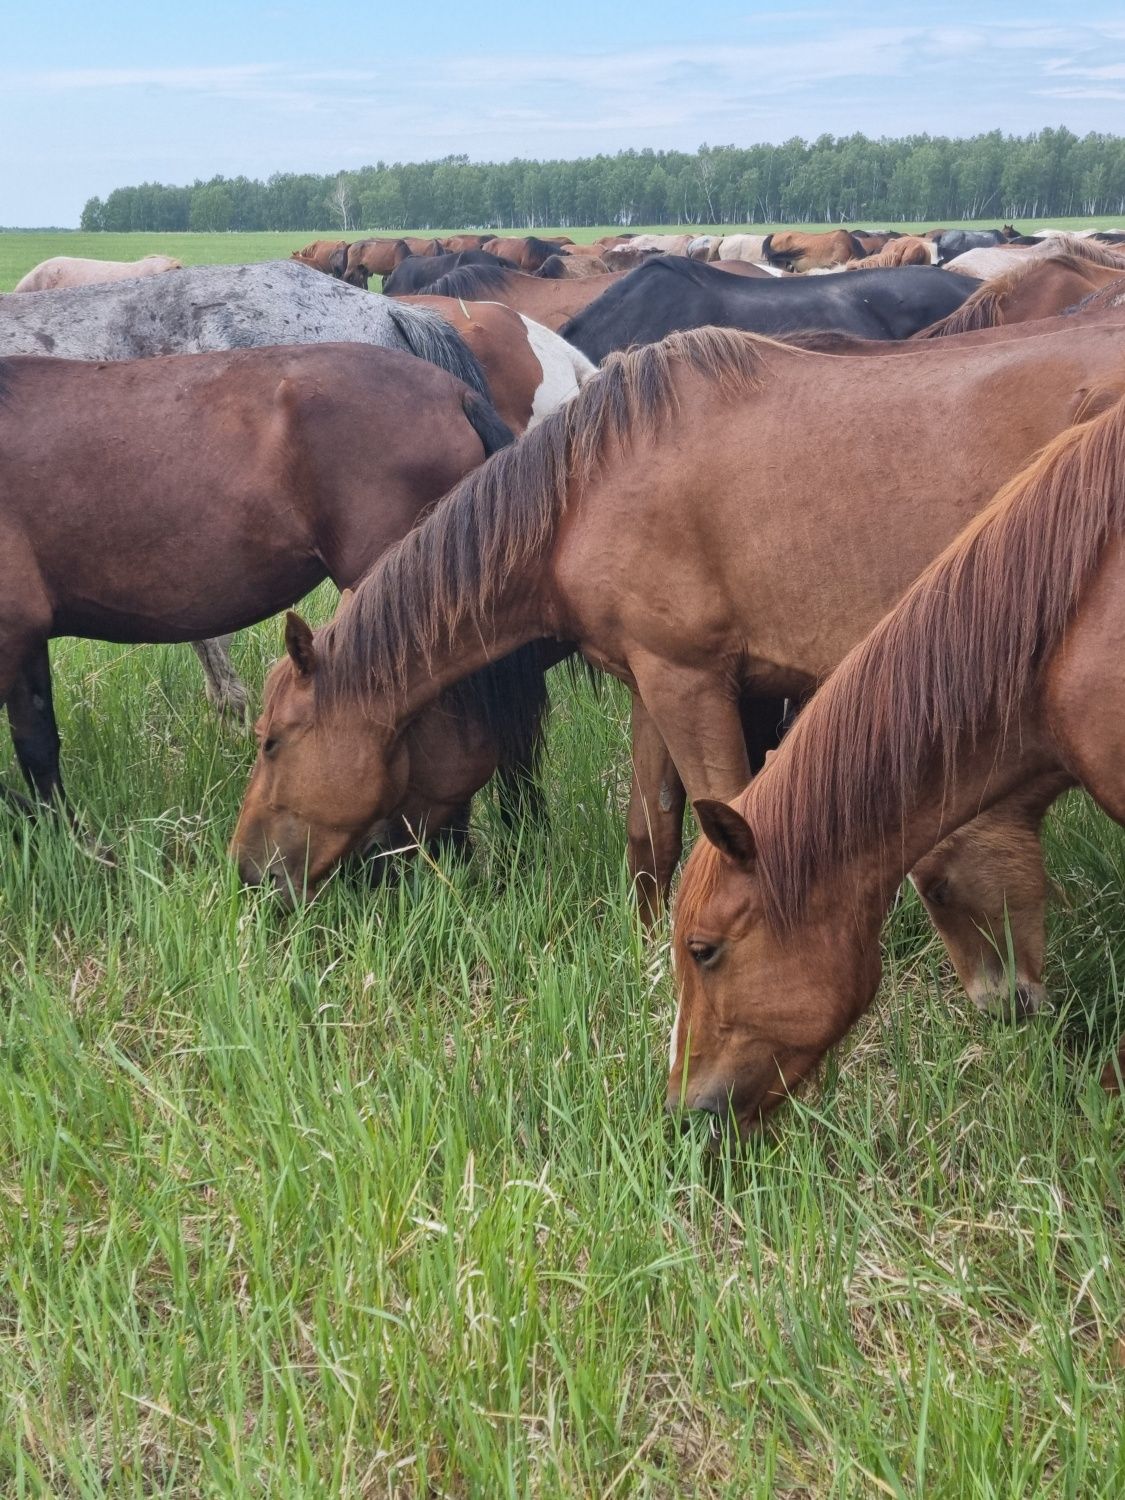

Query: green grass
[[2, 216, 1122, 292], [1, 235, 1124, 1495]]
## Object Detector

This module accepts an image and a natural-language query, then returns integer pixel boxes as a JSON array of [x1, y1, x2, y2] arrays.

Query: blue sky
[[4, 2, 1125, 225]]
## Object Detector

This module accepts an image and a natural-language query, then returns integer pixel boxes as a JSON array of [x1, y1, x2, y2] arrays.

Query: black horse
[[383, 250, 518, 296], [557, 257, 979, 363]]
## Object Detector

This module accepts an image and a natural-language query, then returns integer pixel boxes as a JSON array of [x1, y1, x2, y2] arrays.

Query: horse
[[669, 388, 1125, 1136], [535, 254, 611, 279], [0, 261, 511, 720], [717, 235, 769, 265], [343, 237, 443, 288], [482, 237, 562, 272], [290, 240, 349, 278], [931, 227, 1008, 263], [913, 253, 1125, 337], [0, 344, 547, 863], [421, 260, 631, 333], [398, 295, 597, 431], [557, 259, 978, 363], [846, 236, 935, 268], [762, 230, 866, 273], [442, 234, 497, 253], [382, 249, 520, 296], [603, 235, 695, 269], [942, 233, 1125, 281], [230, 322, 1125, 1011], [12, 255, 182, 293]]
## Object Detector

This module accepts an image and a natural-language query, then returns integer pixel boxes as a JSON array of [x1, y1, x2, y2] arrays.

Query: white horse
[[13, 254, 182, 293]]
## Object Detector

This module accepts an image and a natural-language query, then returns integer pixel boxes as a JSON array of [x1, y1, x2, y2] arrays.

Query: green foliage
[[75, 131, 1125, 234]]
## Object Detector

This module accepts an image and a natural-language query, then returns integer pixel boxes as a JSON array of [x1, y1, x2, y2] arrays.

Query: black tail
[[447, 395, 551, 824], [384, 301, 494, 407]]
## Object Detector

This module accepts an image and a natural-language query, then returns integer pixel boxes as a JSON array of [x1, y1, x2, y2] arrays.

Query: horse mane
[[1041, 234, 1125, 268], [317, 327, 770, 706], [914, 248, 1125, 338], [425, 261, 519, 299], [1062, 281, 1125, 317], [728, 388, 1125, 934]]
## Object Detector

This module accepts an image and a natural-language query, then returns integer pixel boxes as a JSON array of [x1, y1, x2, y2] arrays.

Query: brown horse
[[0, 345, 543, 850], [762, 230, 865, 273], [536, 254, 611, 279], [415, 261, 631, 332], [13, 255, 182, 293], [443, 234, 497, 253], [482, 236, 563, 272], [671, 390, 1125, 1134], [231, 324, 1125, 1011], [344, 237, 443, 288], [915, 254, 1125, 337], [290, 240, 349, 277], [846, 236, 934, 268]]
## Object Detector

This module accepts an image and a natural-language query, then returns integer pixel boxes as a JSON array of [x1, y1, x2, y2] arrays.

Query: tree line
[[80, 128, 1125, 234]]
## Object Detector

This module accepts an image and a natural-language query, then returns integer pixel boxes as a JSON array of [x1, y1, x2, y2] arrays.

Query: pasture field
[[1, 238, 1124, 1496], [1, 217, 1122, 291]]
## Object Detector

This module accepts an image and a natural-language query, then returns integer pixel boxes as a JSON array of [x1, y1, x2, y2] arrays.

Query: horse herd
[[3, 220, 1125, 1142]]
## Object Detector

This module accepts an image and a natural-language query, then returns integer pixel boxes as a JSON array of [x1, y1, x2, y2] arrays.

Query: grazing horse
[[717, 234, 769, 265], [398, 295, 597, 431], [290, 240, 349, 278], [0, 261, 508, 719], [12, 254, 182, 293], [0, 344, 546, 858], [914, 254, 1125, 337], [558, 258, 977, 362], [481, 237, 562, 272], [230, 323, 1125, 1011], [343, 237, 443, 288], [442, 234, 497, 253], [670, 390, 1125, 1135], [931, 227, 1008, 263], [942, 232, 1125, 281], [847, 236, 935, 268], [762, 230, 865, 273], [382, 250, 518, 296], [535, 254, 611, 279], [422, 260, 631, 332]]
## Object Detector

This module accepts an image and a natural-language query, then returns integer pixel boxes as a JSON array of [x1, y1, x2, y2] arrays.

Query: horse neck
[[794, 711, 1062, 943]]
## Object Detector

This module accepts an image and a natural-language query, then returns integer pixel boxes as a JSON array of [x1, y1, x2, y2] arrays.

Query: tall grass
[[2, 228, 1123, 1493], [1, 592, 1122, 1495]]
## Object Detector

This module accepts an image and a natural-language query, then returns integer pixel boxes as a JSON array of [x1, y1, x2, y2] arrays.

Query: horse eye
[[262, 736, 279, 756], [688, 940, 721, 969]]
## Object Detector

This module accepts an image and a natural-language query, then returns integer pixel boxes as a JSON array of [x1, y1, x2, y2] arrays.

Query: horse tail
[[453, 388, 551, 814], [386, 302, 494, 406]]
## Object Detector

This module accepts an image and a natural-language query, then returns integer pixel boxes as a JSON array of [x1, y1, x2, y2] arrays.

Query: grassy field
[[2, 217, 1123, 292], [1, 233, 1124, 1495]]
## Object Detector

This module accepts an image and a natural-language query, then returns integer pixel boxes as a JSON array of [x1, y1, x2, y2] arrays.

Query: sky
[[4, 2, 1125, 226]]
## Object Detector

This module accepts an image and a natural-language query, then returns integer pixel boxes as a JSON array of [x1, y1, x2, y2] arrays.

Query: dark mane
[[425, 261, 520, 299], [729, 389, 1125, 932], [317, 327, 770, 706]]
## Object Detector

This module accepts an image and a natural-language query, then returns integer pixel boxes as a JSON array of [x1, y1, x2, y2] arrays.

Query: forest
[[78, 128, 1125, 234]]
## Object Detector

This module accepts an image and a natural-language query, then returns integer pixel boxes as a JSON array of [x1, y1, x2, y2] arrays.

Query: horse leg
[[909, 775, 1067, 1019], [191, 635, 250, 723], [627, 694, 687, 925], [6, 642, 66, 809], [628, 660, 751, 887]]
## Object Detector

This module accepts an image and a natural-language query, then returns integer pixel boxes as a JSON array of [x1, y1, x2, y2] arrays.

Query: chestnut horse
[[290, 240, 349, 277], [420, 261, 630, 332], [914, 253, 1125, 338], [482, 237, 562, 272], [0, 345, 544, 852], [344, 237, 443, 288], [671, 391, 1125, 1135], [13, 255, 182, 293], [231, 324, 1125, 1010], [762, 230, 865, 273]]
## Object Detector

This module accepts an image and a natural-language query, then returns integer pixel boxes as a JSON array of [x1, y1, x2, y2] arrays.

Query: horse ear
[[694, 800, 756, 869], [284, 612, 316, 676]]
